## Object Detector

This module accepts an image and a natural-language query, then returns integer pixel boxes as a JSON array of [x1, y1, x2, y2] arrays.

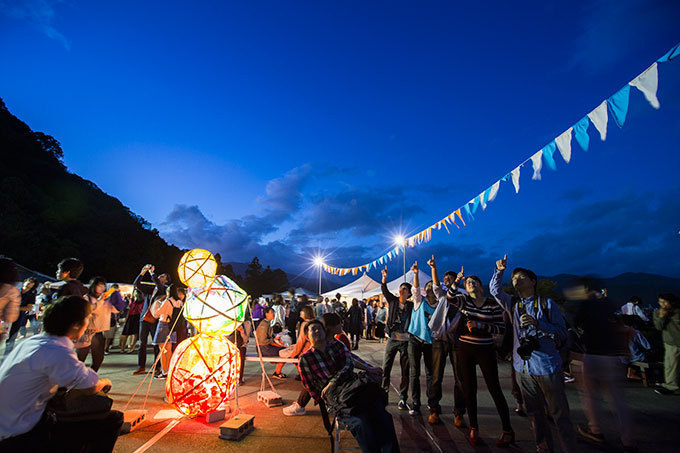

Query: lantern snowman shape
[[166, 248, 248, 416]]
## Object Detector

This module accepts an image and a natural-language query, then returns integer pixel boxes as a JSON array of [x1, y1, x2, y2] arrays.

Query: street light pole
[[314, 256, 324, 298]]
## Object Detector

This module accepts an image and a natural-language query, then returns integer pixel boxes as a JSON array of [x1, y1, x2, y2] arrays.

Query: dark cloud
[[290, 187, 423, 238], [257, 164, 312, 223], [509, 189, 680, 277]]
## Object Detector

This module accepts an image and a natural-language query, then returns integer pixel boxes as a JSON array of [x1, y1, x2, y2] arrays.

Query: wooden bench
[[244, 354, 299, 364]]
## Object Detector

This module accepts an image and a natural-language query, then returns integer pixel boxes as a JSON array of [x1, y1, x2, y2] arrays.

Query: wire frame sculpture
[[177, 248, 218, 288], [183, 275, 247, 336], [165, 334, 241, 417]]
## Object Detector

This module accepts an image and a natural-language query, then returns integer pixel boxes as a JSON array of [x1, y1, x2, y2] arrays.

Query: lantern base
[[219, 414, 255, 441], [206, 407, 232, 423], [257, 390, 283, 407], [121, 410, 147, 434]]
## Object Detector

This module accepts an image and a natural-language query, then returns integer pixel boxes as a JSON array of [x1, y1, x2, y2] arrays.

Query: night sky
[[2, 0, 679, 282]]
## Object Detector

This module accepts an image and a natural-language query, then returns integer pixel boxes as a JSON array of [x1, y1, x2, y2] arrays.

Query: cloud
[[257, 164, 312, 223], [158, 163, 439, 275], [289, 187, 423, 239], [1, 0, 71, 50], [509, 189, 680, 277]]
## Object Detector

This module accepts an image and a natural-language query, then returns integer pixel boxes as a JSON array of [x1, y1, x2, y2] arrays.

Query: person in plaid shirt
[[299, 320, 353, 402], [299, 319, 400, 452]]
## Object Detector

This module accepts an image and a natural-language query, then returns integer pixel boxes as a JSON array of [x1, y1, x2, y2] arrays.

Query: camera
[[516, 331, 540, 360]]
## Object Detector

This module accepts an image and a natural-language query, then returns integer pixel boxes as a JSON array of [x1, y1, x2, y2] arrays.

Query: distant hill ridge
[[0, 97, 183, 281]]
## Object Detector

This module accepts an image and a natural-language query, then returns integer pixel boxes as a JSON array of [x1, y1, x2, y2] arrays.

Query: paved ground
[[3, 334, 677, 452], [92, 337, 680, 453]]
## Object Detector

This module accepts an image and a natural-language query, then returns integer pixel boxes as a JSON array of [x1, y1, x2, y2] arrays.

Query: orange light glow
[[165, 334, 241, 416]]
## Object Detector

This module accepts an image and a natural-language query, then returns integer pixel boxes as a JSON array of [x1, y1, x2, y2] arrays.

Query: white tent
[[293, 287, 318, 298], [322, 273, 381, 301], [363, 269, 432, 299]]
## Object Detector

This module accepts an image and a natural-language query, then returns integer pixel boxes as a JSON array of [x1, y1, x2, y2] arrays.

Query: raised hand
[[381, 266, 388, 283], [427, 254, 436, 269], [496, 254, 507, 271], [457, 265, 465, 281], [411, 261, 418, 273]]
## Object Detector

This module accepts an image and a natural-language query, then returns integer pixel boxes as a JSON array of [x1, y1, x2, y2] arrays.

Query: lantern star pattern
[[184, 275, 247, 336], [177, 248, 218, 288], [166, 248, 248, 416]]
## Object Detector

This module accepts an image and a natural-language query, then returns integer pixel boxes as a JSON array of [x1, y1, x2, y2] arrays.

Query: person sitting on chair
[[299, 319, 400, 453]]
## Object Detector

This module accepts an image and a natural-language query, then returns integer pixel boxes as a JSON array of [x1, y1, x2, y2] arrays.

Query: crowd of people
[[0, 253, 679, 452]]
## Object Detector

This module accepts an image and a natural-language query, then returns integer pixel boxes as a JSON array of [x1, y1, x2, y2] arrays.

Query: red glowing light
[[165, 334, 241, 416]]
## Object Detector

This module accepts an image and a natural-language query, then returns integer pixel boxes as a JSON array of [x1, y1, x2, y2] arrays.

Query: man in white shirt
[[0, 295, 123, 451]]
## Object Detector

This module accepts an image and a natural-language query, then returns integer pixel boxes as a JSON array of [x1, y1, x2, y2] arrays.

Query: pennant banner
[[321, 42, 677, 276]]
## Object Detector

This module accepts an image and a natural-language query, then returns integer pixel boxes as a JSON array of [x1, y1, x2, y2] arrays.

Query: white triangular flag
[[530, 151, 543, 180], [587, 101, 608, 141], [630, 62, 660, 109], [479, 193, 487, 210], [555, 127, 573, 163], [511, 166, 521, 193], [488, 181, 500, 202]]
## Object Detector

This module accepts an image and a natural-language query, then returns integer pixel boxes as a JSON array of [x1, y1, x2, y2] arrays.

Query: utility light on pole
[[393, 234, 406, 282], [313, 256, 324, 296]]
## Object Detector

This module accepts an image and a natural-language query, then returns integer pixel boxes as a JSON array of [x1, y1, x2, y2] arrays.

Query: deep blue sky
[[2, 0, 679, 282]]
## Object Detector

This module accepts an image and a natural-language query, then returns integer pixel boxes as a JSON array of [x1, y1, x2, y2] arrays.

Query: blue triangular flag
[[607, 85, 630, 128], [471, 197, 480, 214], [542, 141, 557, 170], [573, 116, 590, 151], [464, 204, 474, 221], [658, 43, 680, 63], [501, 173, 511, 182]]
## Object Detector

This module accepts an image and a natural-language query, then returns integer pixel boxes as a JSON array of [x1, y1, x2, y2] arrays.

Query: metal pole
[[403, 245, 406, 282], [318, 264, 322, 296]]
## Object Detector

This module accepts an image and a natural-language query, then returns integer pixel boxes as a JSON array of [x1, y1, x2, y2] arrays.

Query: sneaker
[[283, 402, 306, 416], [577, 424, 604, 444], [132, 368, 146, 375], [654, 386, 678, 395], [154, 373, 167, 380], [272, 372, 287, 380], [397, 400, 407, 410], [564, 373, 576, 384], [408, 406, 421, 416]]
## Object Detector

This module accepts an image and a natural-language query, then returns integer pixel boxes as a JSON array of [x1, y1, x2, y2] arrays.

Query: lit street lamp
[[393, 234, 406, 282], [313, 256, 324, 296]]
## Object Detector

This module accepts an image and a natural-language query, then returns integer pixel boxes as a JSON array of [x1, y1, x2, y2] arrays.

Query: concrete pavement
[[102, 339, 679, 452]]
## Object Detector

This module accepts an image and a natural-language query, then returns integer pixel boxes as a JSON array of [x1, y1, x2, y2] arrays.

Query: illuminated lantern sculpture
[[177, 248, 218, 288], [184, 275, 247, 336], [166, 248, 248, 416], [165, 335, 241, 416]]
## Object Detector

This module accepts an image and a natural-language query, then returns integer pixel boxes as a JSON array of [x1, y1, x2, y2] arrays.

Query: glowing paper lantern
[[178, 248, 218, 288], [184, 275, 247, 336], [166, 334, 241, 416]]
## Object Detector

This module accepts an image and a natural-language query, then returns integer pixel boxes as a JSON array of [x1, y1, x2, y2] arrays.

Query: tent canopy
[[363, 269, 432, 299], [322, 273, 381, 301]]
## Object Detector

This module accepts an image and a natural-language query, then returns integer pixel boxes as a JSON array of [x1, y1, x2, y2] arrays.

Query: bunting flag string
[[321, 43, 677, 276]]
